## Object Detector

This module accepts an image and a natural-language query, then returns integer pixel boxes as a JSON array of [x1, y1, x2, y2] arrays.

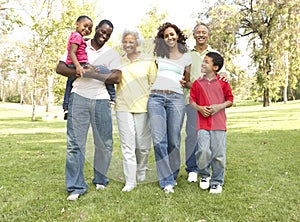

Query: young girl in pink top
[[66, 15, 93, 76], [62, 16, 116, 119], [63, 15, 93, 119]]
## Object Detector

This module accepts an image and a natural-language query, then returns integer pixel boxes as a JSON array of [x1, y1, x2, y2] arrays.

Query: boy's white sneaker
[[187, 172, 198, 182], [209, 184, 223, 194], [199, 177, 211, 190]]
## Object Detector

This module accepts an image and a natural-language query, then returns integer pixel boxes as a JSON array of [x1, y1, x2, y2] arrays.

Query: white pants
[[116, 112, 152, 186]]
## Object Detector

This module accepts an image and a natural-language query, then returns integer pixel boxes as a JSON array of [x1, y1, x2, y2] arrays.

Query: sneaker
[[63, 110, 68, 120], [163, 185, 174, 193], [187, 172, 198, 182], [137, 174, 146, 182], [96, 184, 106, 190], [67, 193, 79, 201], [121, 185, 136, 192], [209, 184, 223, 194], [199, 177, 211, 190]]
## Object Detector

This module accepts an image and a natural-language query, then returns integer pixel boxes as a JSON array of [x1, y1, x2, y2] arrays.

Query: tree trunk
[[31, 68, 37, 121], [263, 88, 270, 107], [46, 75, 54, 112], [1, 76, 5, 103], [283, 51, 289, 104]]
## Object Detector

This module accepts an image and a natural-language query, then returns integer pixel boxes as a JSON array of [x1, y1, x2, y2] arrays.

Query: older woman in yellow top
[[116, 29, 157, 192]]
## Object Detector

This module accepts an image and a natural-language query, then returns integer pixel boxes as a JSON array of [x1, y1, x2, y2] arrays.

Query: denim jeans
[[147, 92, 185, 188], [65, 93, 113, 195], [62, 76, 76, 110], [196, 130, 226, 186], [184, 104, 199, 173]]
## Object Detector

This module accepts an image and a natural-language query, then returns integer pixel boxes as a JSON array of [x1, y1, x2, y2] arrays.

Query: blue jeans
[[147, 92, 185, 188], [65, 93, 113, 195], [62, 65, 116, 110], [184, 104, 199, 173], [196, 130, 226, 186]]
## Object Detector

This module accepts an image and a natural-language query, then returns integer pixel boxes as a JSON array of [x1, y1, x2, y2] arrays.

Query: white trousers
[[116, 112, 152, 186]]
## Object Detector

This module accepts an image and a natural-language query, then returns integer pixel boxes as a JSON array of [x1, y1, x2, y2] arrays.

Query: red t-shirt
[[190, 74, 234, 131], [66, 32, 88, 65]]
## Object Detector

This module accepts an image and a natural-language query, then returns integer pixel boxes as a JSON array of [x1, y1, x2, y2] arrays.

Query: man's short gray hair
[[193, 22, 211, 35]]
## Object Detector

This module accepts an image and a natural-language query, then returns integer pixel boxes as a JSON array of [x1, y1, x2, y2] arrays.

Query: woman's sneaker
[[209, 184, 223, 194], [163, 185, 174, 193], [67, 193, 79, 201], [121, 185, 136, 192]]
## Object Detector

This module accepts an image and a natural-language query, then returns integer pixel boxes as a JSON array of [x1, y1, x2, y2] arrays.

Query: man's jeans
[[196, 130, 226, 186], [65, 93, 113, 195], [184, 104, 199, 173], [147, 92, 185, 188]]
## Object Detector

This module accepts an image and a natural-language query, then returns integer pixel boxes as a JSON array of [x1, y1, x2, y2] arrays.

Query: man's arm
[[55, 61, 77, 77], [83, 64, 122, 84], [56, 62, 122, 84]]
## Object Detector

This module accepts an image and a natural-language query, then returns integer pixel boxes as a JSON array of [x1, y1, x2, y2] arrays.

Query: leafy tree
[[7, 0, 97, 120], [137, 6, 167, 55], [138, 6, 167, 40], [207, 4, 251, 100], [237, 0, 295, 106]]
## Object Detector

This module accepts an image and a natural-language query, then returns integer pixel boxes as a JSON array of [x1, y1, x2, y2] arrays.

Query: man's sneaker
[[187, 172, 198, 182], [121, 185, 136, 192], [96, 184, 106, 190], [209, 184, 223, 194], [199, 177, 211, 190], [67, 193, 79, 201], [163, 185, 174, 193]]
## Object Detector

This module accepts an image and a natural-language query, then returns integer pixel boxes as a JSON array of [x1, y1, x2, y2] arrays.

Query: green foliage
[[237, 0, 300, 105], [0, 102, 299, 221], [138, 6, 167, 40], [2, 0, 300, 108], [206, 4, 247, 99]]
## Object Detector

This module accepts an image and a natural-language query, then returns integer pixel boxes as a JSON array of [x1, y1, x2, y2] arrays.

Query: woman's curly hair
[[154, 22, 188, 58]]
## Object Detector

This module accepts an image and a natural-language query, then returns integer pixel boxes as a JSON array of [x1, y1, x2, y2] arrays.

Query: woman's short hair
[[121, 29, 144, 46]]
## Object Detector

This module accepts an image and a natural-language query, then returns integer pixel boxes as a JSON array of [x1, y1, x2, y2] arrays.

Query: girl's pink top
[[66, 32, 88, 65]]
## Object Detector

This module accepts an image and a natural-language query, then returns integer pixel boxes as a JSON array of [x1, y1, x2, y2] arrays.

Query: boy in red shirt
[[190, 52, 234, 194]]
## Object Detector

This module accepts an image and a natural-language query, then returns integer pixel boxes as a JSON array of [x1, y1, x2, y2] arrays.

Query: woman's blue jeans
[[147, 92, 185, 188], [65, 93, 113, 195]]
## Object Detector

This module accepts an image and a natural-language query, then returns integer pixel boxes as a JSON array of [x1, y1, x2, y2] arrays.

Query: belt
[[151, 89, 176, 94]]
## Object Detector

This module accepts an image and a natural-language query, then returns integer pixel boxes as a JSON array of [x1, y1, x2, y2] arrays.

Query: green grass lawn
[[0, 101, 299, 222]]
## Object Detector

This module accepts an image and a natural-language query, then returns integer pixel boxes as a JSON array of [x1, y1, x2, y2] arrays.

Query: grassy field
[[0, 101, 299, 222]]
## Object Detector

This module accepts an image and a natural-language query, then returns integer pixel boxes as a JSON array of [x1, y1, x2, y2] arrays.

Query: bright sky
[[97, 0, 204, 43], [96, 0, 250, 69]]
